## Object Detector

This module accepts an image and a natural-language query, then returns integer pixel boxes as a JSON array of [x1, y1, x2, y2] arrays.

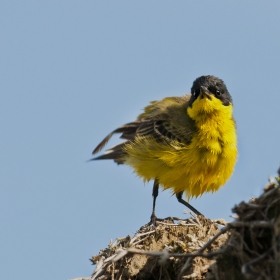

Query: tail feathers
[[92, 121, 141, 155], [91, 142, 127, 164], [92, 132, 114, 154]]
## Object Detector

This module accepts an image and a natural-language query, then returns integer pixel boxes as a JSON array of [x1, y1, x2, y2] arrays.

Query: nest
[[212, 179, 280, 280], [89, 171, 280, 280], [91, 215, 228, 279]]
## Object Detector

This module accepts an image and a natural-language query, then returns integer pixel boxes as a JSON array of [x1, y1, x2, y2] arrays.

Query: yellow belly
[[123, 104, 237, 199]]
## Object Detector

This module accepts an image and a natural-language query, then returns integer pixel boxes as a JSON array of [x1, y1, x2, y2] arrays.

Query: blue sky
[[1, 1, 280, 279]]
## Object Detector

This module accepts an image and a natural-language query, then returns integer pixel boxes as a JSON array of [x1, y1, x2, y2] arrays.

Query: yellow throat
[[184, 93, 238, 197]]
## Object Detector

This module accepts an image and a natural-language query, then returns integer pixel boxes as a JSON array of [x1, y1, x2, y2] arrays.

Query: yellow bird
[[92, 75, 237, 222]]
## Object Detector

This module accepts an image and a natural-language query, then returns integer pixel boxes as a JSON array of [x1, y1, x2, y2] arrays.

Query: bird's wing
[[92, 94, 195, 162], [92, 122, 141, 154], [136, 95, 195, 144]]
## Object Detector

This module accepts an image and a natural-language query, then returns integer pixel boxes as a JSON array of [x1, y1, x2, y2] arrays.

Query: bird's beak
[[200, 86, 212, 100]]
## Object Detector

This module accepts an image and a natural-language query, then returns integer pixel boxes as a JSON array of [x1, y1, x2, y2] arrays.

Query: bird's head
[[187, 75, 233, 118]]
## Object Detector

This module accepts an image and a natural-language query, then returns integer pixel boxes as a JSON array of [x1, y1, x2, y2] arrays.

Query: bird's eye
[[208, 86, 215, 94], [216, 90, 221, 96]]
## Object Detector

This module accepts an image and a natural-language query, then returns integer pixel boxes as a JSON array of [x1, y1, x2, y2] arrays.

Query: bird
[[91, 75, 237, 223]]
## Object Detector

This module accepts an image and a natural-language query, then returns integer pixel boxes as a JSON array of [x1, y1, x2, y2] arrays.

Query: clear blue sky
[[1, 1, 280, 279]]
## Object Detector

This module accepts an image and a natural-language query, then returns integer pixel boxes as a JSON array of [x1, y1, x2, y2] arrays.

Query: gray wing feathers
[[92, 94, 194, 163]]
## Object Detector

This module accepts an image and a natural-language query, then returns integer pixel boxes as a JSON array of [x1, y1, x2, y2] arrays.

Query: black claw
[[148, 213, 165, 226], [150, 213, 157, 226], [149, 213, 157, 226]]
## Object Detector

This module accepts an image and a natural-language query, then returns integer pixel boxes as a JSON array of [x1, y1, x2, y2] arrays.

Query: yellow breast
[[123, 95, 237, 199]]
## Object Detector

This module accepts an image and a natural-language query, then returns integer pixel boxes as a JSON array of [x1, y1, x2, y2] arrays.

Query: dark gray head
[[190, 75, 232, 106]]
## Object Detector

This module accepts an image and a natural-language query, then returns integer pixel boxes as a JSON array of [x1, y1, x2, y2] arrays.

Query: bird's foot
[[148, 213, 164, 226]]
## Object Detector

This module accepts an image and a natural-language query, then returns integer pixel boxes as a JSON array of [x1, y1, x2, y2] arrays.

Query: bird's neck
[[187, 103, 236, 156]]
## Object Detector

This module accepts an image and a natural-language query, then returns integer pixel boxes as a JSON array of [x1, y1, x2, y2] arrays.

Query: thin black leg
[[150, 179, 159, 224], [176, 191, 204, 216]]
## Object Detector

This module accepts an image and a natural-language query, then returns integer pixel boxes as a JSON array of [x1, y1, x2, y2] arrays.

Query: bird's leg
[[150, 179, 159, 225], [176, 192, 204, 216]]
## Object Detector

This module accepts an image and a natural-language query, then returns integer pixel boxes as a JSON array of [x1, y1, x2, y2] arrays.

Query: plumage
[[91, 75, 238, 220]]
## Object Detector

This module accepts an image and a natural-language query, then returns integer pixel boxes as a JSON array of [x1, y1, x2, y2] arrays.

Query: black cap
[[190, 75, 232, 106]]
